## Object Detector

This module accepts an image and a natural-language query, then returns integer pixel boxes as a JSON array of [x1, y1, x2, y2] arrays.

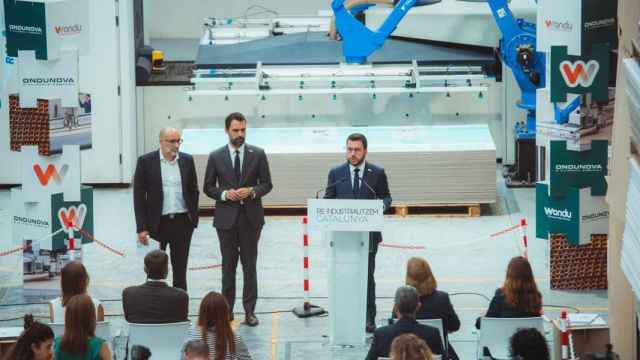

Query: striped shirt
[[185, 325, 252, 360]]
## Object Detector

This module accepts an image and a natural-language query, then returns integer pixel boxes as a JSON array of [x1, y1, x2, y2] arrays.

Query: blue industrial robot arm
[[332, 0, 418, 64], [486, 0, 546, 138]]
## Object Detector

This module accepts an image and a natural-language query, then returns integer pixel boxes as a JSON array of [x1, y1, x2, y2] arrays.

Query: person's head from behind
[[346, 133, 368, 166], [225, 112, 247, 148], [390, 333, 433, 360], [61, 294, 96, 356], [144, 250, 168, 280], [60, 261, 89, 306], [7, 314, 54, 360], [183, 339, 209, 360], [510, 327, 550, 360], [393, 285, 421, 320], [503, 256, 542, 314], [405, 257, 437, 297], [198, 292, 235, 359]]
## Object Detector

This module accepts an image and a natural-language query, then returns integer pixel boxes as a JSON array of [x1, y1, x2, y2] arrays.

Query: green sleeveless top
[[54, 336, 105, 360]]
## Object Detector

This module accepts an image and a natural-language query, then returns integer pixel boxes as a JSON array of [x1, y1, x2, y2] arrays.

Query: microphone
[[358, 176, 378, 199], [316, 177, 348, 199]]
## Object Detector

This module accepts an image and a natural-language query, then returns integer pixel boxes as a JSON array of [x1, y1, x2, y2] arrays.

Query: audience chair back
[[416, 319, 446, 357], [476, 317, 544, 360], [127, 321, 190, 360], [49, 321, 112, 344], [379, 355, 442, 360]]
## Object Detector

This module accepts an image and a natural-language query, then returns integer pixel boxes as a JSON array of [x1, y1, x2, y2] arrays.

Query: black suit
[[366, 318, 444, 360], [203, 144, 272, 314], [324, 161, 391, 322], [122, 281, 189, 324], [133, 151, 199, 290]]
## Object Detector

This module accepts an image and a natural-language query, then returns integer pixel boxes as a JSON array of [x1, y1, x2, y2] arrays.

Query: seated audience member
[[185, 291, 252, 360], [510, 328, 550, 360], [49, 261, 104, 322], [183, 340, 210, 360], [475, 256, 542, 329], [54, 294, 111, 360], [4, 314, 54, 360], [397, 257, 460, 359], [367, 286, 444, 360], [390, 333, 433, 360], [122, 250, 189, 323]]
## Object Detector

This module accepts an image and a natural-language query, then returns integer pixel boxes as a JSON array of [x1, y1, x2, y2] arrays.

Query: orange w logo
[[33, 164, 69, 186], [559, 60, 599, 88]]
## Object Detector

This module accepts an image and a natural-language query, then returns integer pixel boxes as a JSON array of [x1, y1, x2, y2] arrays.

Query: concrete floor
[[0, 169, 608, 359]]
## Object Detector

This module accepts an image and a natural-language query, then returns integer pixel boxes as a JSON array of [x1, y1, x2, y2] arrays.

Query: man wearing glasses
[[133, 127, 200, 291]]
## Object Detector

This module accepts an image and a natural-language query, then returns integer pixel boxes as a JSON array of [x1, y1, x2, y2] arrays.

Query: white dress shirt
[[221, 144, 245, 201], [159, 150, 187, 215], [349, 161, 366, 189]]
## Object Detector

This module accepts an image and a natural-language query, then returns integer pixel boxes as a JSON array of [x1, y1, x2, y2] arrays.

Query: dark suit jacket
[[203, 144, 273, 230], [133, 151, 199, 239], [122, 281, 189, 324], [324, 162, 392, 243], [475, 288, 542, 329], [366, 317, 444, 360]]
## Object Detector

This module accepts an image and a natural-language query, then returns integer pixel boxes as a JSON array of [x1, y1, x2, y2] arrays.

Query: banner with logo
[[537, 0, 581, 55], [550, 44, 610, 102], [3, 0, 90, 60], [18, 49, 78, 108], [581, 0, 617, 55], [549, 140, 608, 198], [21, 145, 81, 203], [3, 0, 47, 59], [45, 0, 90, 59], [51, 186, 94, 251], [536, 182, 609, 245], [11, 187, 52, 249]]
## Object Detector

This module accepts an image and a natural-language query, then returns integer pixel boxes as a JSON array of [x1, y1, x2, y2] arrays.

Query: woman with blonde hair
[[390, 333, 433, 360], [400, 257, 460, 360], [185, 291, 252, 360], [475, 256, 542, 329]]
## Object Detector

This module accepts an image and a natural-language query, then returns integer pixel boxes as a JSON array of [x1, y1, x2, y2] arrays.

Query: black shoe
[[245, 313, 259, 327], [366, 321, 376, 333]]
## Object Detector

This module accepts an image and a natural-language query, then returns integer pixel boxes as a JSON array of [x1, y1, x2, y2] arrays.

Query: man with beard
[[324, 133, 392, 333], [203, 112, 273, 326], [133, 127, 200, 291]]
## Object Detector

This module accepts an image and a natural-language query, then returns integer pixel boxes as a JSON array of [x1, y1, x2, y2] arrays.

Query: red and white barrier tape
[[188, 263, 222, 271], [379, 243, 426, 250], [76, 227, 126, 258], [0, 245, 23, 257]]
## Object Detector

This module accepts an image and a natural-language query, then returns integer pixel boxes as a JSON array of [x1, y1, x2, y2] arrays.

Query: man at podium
[[324, 133, 392, 332]]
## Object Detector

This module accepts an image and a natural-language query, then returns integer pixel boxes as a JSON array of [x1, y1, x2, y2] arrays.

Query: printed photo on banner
[[8, 93, 93, 155]]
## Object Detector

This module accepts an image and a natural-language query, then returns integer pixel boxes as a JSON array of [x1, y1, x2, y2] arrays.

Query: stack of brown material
[[550, 234, 608, 290], [9, 95, 50, 155]]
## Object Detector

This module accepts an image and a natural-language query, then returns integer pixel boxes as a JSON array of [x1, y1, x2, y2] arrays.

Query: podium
[[307, 199, 385, 346]]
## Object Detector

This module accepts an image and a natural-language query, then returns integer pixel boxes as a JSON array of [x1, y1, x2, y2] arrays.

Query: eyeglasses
[[164, 139, 183, 144]]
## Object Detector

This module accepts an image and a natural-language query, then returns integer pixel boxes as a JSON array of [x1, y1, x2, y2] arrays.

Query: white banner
[[307, 199, 384, 232], [46, 0, 91, 58], [11, 188, 53, 249], [18, 49, 78, 108], [537, 0, 582, 56], [21, 145, 81, 203], [579, 191, 609, 245]]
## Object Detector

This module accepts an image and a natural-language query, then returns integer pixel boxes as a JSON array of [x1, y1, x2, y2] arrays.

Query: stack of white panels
[[622, 158, 640, 300], [623, 59, 640, 146], [182, 125, 496, 208]]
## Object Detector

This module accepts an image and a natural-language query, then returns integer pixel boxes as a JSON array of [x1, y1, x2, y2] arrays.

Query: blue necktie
[[234, 150, 241, 182], [353, 168, 360, 197]]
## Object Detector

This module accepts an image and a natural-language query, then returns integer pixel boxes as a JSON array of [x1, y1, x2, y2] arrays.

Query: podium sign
[[307, 198, 384, 346], [307, 199, 384, 232]]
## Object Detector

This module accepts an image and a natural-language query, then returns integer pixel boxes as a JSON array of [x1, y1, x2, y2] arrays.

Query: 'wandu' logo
[[559, 60, 600, 88], [544, 207, 572, 221]]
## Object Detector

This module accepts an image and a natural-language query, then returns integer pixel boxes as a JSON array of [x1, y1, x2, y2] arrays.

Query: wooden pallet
[[393, 203, 481, 217], [201, 203, 482, 217]]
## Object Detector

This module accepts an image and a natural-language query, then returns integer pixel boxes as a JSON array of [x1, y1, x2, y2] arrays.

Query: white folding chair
[[127, 321, 190, 360], [476, 317, 545, 359], [417, 318, 446, 356]]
